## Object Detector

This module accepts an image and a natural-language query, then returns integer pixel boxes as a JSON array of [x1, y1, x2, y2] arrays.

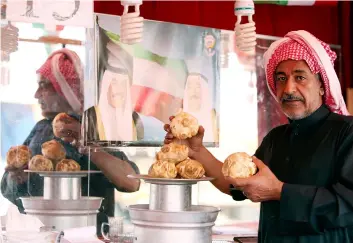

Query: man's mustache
[[281, 93, 304, 103]]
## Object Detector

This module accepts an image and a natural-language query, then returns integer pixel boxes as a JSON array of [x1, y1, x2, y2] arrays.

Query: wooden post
[[346, 88, 353, 115]]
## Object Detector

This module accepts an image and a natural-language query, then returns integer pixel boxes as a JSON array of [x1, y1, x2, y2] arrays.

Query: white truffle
[[222, 152, 257, 179], [41, 139, 66, 162], [176, 159, 205, 179], [6, 145, 32, 168], [148, 160, 177, 179], [170, 111, 199, 139], [55, 159, 81, 172], [29, 155, 54, 171], [156, 143, 189, 164]]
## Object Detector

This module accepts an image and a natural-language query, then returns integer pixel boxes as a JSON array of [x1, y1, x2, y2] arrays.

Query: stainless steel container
[[21, 171, 103, 231], [44, 176, 82, 200], [129, 204, 220, 243], [127, 175, 219, 243], [21, 196, 102, 231], [149, 184, 191, 211]]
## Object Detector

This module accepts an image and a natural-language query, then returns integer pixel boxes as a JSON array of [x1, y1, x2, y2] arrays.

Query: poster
[[83, 14, 221, 147]]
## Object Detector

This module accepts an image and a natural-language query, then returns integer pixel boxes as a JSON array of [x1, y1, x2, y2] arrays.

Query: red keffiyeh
[[37, 48, 83, 113]]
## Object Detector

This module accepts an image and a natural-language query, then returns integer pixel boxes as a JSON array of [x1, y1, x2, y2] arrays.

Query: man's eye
[[39, 82, 52, 89], [276, 76, 286, 82], [296, 76, 305, 81]]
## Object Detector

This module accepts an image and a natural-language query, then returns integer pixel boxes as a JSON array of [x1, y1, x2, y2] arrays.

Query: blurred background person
[[1, 48, 140, 237]]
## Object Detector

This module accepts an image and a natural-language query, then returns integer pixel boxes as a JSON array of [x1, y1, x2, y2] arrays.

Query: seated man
[[1, 48, 140, 236]]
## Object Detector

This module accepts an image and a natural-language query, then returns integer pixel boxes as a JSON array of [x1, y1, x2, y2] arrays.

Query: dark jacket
[[231, 105, 353, 243]]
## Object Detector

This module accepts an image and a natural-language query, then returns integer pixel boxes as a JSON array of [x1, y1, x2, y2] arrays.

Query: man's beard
[[41, 100, 62, 118], [280, 93, 310, 120]]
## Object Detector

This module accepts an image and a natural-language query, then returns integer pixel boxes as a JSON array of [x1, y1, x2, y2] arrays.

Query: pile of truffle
[[6, 113, 81, 172], [148, 111, 205, 179], [6, 140, 80, 172]]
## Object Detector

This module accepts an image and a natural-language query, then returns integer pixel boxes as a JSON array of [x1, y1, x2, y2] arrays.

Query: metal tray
[[24, 170, 102, 178], [127, 174, 214, 185]]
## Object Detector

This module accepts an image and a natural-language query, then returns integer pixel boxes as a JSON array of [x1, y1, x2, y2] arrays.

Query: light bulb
[[1, 23, 19, 55], [1, 23, 18, 86], [120, 0, 144, 45], [234, 0, 256, 52]]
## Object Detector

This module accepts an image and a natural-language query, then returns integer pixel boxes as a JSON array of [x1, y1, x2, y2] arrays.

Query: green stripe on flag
[[31, 23, 52, 54], [105, 30, 188, 82], [105, 31, 120, 42], [32, 23, 44, 28]]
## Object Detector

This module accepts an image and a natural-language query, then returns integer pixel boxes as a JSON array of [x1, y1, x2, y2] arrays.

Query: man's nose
[[283, 77, 296, 94], [34, 88, 41, 99]]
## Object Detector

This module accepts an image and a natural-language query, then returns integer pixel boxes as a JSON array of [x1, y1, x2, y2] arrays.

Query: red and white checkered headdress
[[37, 48, 83, 113]]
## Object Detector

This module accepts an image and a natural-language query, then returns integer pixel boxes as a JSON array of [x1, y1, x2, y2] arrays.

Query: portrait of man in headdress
[[183, 58, 219, 144], [84, 40, 144, 143]]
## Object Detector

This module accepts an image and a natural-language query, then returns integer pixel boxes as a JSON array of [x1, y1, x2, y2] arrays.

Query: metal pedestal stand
[[127, 175, 220, 243], [21, 170, 103, 231]]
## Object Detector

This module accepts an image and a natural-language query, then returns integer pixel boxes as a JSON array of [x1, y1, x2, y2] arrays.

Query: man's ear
[[320, 88, 324, 96], [316, 74, 324, 96]]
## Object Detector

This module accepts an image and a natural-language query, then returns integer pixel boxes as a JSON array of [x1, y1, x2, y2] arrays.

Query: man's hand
[[163, 116, 205, 158], [54, 118, 81, 146], [226, 156, 284, 202], [5, 164, 28, 184]]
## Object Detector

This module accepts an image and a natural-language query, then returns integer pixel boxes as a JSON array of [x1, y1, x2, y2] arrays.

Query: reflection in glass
[[99, 71, 134, 141], [1, 28, 141, 235], [84, 41, 144, 143]]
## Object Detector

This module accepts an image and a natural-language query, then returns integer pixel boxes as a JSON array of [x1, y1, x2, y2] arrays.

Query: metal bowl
[[20, 196, 103, 211]]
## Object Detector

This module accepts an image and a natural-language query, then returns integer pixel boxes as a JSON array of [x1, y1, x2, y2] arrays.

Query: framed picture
[[82, 14, 221, 147]]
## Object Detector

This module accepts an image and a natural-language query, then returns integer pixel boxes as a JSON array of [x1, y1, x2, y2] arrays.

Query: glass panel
[[0, 22, 94, 237]]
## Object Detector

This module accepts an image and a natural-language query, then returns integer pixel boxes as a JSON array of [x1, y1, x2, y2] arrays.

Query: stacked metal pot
[[128, 175, 220, 243]]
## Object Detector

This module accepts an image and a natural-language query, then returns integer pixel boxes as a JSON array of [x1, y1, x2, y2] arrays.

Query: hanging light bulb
[[1, 22, 18, 86], [120, 0, 144, 45], [1, 22, 18, 59], [234, 0, 256, 52]]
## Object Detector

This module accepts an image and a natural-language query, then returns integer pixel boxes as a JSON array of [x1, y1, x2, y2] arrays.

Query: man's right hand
[[163, 116, 206, 159], [164, 116, 231, 195], [5, 164, 28, 184]]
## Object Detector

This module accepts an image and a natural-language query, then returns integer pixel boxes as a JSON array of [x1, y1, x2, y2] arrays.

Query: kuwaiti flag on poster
[[254, 0, 338, 6], [105, 31, 188, 125]]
